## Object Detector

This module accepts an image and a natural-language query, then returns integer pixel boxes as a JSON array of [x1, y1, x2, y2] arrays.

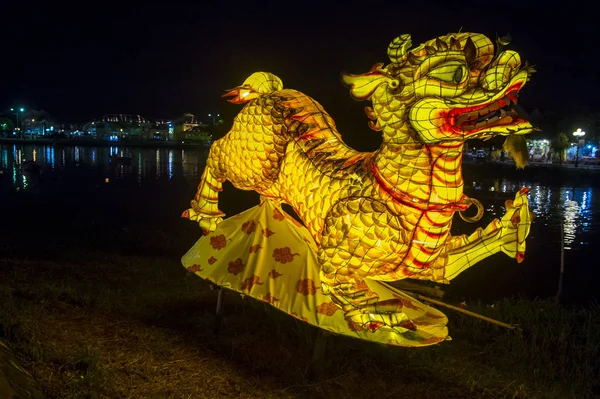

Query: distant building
[[84, 114, 154, 141], [19, 110, 55, 136], [183, 126, 213, 144], [173, 113, 212, 143], [153, 120, 173, 141]]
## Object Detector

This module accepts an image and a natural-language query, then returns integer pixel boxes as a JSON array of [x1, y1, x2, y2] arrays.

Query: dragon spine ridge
[[184, 32, 535, 333]]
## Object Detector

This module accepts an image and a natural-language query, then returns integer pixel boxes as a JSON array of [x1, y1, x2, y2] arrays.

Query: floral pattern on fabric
[[262, 292, 279, 304], [273, 247, 299, 264], [296, 279, 319, 295], [273, 208, 285, 221], [241, 275, 263, 291], [262, 228, 275, 237], [242, 221, 257, 234], [392, 294, 423, 311], [268, 269, 283, 279], [348, 320, 363, 332], [210, 234, 227, 250], [317, 302, 340, 316], [186, 264, 203, 273], [181, 200, 449, 347], [227, 258, 244, 275]]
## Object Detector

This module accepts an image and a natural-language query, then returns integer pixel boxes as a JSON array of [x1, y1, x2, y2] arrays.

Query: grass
[[1, 247, 599, 398], [0, 185, 598, 398]]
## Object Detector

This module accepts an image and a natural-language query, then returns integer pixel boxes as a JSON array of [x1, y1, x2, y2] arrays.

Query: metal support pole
[[308, 329, 329, 381], [214, 287, 224, 335], [556, 221, 565, 302]]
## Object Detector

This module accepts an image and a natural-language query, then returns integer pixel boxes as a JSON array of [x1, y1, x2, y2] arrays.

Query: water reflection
[[468, 179, 596, 253], [563, 188, 592, 250], [563, 198, 579, 250], [2, 144, 598, 255], [1, 144, 207, 193]]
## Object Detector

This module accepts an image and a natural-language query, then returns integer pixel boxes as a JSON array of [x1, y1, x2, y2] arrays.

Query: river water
[[1, 143, 598, 305]]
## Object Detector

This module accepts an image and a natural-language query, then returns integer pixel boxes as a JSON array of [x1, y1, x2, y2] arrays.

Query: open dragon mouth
[[448, 83, 527, 135]]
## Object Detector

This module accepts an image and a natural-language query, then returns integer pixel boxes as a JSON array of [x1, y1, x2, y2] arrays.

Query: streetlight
[[573, 128, 585, 167], [10, 108, 25, 134]]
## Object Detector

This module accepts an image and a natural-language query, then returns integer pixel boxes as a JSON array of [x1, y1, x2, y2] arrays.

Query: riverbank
[[0, 137, 210, 149], [2, 252, 598, 398], [463, 159, 600, 186], [1, 191, 599, 398]]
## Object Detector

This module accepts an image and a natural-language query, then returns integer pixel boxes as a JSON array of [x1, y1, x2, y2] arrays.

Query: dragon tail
[[222, 72, 283, 104]]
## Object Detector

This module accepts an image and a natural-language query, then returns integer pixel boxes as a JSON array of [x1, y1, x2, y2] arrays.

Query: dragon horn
[[387, 34, 412, 64]]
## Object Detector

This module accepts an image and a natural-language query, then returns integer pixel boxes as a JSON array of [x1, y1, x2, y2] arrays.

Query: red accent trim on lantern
[[370, 163, 470, 213]]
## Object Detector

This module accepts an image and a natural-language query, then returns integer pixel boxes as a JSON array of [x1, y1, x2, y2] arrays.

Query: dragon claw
[[345, 307, 417, 333], [197, 216, 224, 233], [499, 189, 533, 259]]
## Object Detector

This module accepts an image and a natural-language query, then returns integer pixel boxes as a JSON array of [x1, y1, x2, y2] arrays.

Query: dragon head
[[342, 33, 535, 144]]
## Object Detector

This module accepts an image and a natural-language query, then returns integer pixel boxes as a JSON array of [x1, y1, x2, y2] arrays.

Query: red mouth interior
[[448, 83, 526, 132]]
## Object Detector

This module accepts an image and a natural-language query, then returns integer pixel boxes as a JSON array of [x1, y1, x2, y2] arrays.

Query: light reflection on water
[[2, 144, 598, 252], [466, 179, 596, 254], [1, 144, 599, 302], [1, 144, 207, 192]]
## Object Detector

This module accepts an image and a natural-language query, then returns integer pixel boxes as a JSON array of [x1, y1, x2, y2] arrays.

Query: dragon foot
[[443, 187, 534, 280], [498, 187, 534, 262], [343, 299, 418, 333], [321, 277, 416, 333], [183, 166, 226, 233], [183, 199, 225, 234]]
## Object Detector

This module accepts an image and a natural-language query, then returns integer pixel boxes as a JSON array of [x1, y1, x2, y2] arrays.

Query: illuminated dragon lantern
[[182, 32, 535, 344]]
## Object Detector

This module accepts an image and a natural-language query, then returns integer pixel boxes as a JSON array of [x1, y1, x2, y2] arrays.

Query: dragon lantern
[[181, 32, 535, 346]]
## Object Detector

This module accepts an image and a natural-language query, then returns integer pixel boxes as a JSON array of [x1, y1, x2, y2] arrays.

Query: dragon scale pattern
[[184, 32, 535, 333]]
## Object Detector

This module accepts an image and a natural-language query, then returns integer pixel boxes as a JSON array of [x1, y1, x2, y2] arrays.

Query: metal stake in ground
[[214, 287, 225, 335]]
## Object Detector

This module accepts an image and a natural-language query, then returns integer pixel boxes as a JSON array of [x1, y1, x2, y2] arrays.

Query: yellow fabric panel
[[182, 200, 449, 347]]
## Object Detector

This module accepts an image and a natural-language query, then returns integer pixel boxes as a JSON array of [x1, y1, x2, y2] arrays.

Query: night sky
[[2, 1, 597, 140]]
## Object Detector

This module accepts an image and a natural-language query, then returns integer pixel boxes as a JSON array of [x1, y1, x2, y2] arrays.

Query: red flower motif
[[242, 220, 257, 234], [186, 264, 203, 273], [262, 228, 275, 237], [316, 302, 340, 316], [249, 244, 261, 254], [210, 234, 227, 250], [273, 247, 299, 264], [240, 275, 264, 291], [208, 256, 217, 265], [272, 208, 285, 221], [262, 292, 279, 304], [227, 258, 244, 275], [347, 320, 363, 332], [392, 294, 423, 311], [268, 269, 282, 279], [296, 279, 319, 295]]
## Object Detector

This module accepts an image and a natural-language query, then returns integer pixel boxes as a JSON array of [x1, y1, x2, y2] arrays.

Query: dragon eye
[[453, 67, 464, 83], [427, 61, 468, 84]]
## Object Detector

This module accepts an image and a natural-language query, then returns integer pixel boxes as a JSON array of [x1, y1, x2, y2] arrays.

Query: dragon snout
[[222, 86, 258, 104], [481, 50, 529, 92]]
